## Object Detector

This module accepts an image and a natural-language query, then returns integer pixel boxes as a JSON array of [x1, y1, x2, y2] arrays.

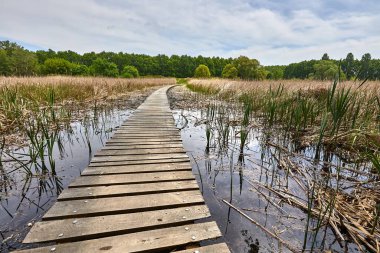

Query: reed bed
[[187, 78, 380, 154], [0, 76, 174, 175], [0, 76, 175, 134], [171, 81, 380, 252]]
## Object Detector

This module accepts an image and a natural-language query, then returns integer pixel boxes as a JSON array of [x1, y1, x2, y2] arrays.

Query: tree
[[71, 64, 89, 76], [194, 64, 211, 78], [321, 53, 330, 60], [89, 58, 119, 77], [358, 53, 372, 79], [0, 49, 10, 75], [9, 48, 38, 76], [43, 58, 73, 75], [233, 56, 260, 80], [313, 60, 345, 80], [222, 64, 238, 79], [122, 65, 139, 78], [265, 65, 285, 80], [342, 53, 355, 80]]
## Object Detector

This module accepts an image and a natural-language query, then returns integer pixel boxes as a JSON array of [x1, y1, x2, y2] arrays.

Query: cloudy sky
[[1, 0, 379, 65]]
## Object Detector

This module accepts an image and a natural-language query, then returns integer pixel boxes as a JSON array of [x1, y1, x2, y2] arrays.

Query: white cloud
[[0, 0, 379, 65]]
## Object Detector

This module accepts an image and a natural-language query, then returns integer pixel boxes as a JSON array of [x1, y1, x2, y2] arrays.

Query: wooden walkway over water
[[16, 86, 230, 253]]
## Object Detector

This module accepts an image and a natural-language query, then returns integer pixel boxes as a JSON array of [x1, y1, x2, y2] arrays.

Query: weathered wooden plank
[[123, 119, 173, 121], [17, 222, 221, 253], [69, 171, 194, 187], [91, 153, 188, 163], [88, 158, 190, 167], [117, 126, 178, 129], [42, 190, 204, 220], [111, 133, 181, 138], [23, 205, 210, 243], [82, 162, 191, 175], [94, 148, 185, 156], [176, 243, 231, 253], [107, 137, 182, 143], [59, 180, 198, 200], [115, 129, 180, 133], [110, 134, 181, 139], [101, 143, 184, 150]]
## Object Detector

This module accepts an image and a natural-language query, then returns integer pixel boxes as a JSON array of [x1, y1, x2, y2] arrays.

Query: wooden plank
[[111, 135, 181, 140], [111, 133, 181, 138], [115, 129, 180, 133], [82, 162, 191, 175], [119, 125, 178, 129], [23, 205, 210, 243], [125, 120, 174, 124], [101, 143, 184, 150], [94, 148, 185, 156], [88, 158, 190, 167], [59, 180, 199, 200], [16, 222, 221, 253], [113, 131, 179, 135], [42, 190, 204, 220], [176, 243, 231, 253], [69, 171, 195, 187], [107, 139, 182, 144], [91, 153, 188, 163]]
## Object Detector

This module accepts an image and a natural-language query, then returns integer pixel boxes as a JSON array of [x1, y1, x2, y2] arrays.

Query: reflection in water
[[0, 106, 133, 252], [241, 230, 260, 253], [174, 105, 364, 252]]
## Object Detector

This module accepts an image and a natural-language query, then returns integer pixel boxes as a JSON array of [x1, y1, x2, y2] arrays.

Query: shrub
[[122, 65, 139, 78], [222, 64, 238, 79], [194, 64, 211, 78]]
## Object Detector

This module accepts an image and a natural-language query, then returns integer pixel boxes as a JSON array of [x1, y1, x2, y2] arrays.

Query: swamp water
[[0, 107, 133, 252], [169, 87, 375, 252], [0, 88, 376, 253]]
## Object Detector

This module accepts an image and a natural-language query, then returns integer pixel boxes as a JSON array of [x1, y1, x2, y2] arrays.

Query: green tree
[[10, 48, 38, 76], [358, 53, 372, 79], [313, 60, 345, 80], [0, 49, 10, 75], [265, 65, 285, 80], [233, 56, 260, 80], [89, 58, 119, 77], [222, 64, 238, 79], [321, 53, 330, 60], [122, 65, 139, 78], [342, 53, 355, 80], [71, 64, 89, 76], [43, 58, 73, 75], [194, 64, 211, 78]]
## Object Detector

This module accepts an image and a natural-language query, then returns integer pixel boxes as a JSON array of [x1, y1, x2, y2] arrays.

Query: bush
[[194, 64, 211, 78], [122, 65, 139, 78], [222, 64, 238, 79], [43, 58, 73, 75], [89, 58, 119, 77]]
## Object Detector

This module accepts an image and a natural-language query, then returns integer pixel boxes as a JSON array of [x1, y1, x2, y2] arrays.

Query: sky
[[1, 0, 380, 65]]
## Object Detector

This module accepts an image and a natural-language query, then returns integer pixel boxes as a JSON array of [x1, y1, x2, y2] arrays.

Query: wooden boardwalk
[[16, 86, 230, 253]]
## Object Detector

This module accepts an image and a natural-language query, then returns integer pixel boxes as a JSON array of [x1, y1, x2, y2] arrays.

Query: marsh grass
[[178, 79, 380, 252], [0, 76, 174, 175], [188, 78, 380, 153]]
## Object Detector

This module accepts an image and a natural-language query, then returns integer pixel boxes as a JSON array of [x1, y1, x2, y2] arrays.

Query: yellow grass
[[188, 78, 380, 94], [0, 76, 176, 103]]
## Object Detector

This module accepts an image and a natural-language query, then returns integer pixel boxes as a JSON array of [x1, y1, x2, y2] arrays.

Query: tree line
[[0, 40, 379, 80]]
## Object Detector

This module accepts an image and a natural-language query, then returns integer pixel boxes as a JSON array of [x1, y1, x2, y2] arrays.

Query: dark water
[[0, 108, 133, 252], [0, 94, 371, 252], [172, 109, 361, 253]]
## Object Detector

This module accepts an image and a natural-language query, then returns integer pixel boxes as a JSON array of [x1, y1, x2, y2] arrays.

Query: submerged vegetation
[[0, 76, 174, 251], [171, 79, 380, 252], [0, 76, 174, 173]]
